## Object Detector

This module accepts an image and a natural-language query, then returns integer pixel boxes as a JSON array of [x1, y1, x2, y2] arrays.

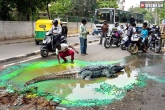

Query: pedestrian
[[99, 21, 109, 45], [56, 43, 79, 64], [79, 19, 89, 56], [161, 24, 165, 47]]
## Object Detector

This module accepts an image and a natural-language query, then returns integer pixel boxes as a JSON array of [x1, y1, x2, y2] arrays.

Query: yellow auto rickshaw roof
[[36, 19, 53, 24]]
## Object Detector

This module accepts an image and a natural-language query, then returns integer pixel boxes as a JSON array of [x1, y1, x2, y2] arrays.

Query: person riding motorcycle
[[155, 26, 161, 36], [140, 22, 148, 51], [112, 22, 121, 38], [49, 20, 62, 49], [126, 22, 137, 47]]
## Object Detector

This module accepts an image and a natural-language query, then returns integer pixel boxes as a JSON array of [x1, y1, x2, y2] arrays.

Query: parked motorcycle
[[148, 30, 161, 53], [104, 30, 121, 48], [128, 34, 148, 54], [40, 32, 67, 58]]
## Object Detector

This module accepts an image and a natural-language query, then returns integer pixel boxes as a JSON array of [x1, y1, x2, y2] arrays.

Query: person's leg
[[161, 39, 165, 47], [80, 37, 85, 55], [99, 32, 104, 44], [79, 37, 84, 54], [84, 39, 87, 54], [142, 38, 146, 50], [59, 52, 68, 62], [67, 50, 74, 61]]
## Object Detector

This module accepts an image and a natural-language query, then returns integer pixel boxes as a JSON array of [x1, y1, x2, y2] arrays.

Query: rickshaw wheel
[[35, 40, 39, 45]]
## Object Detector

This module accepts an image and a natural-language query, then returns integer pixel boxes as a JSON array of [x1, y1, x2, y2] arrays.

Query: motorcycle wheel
[[104, 38, 111, 48], [121, 44, 126, 50], [128, 44, 139, 54], [116, 39, 120, 47], [40, 50, 49, 58], [154, 40, 161, 53]]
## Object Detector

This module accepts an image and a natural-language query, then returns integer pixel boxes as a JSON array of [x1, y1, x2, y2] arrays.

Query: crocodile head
[[110, 65, 125, 74]]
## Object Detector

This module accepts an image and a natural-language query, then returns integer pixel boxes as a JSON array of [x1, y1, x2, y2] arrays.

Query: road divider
[[0, 39, 99, 64]]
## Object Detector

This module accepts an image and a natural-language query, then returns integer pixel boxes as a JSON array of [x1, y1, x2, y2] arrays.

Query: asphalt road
[[1, 41, 165, 110], [0, 35, 100, 60]]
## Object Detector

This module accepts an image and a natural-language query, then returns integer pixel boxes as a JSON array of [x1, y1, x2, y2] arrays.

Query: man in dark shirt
[[99, 21, 109, 45]]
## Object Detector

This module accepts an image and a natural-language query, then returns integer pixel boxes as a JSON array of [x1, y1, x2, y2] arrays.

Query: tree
[[0, 0, 15, 20], [96, 0, 118, 8], [49, 0, 72, 15], [128, 7, 154, 23]]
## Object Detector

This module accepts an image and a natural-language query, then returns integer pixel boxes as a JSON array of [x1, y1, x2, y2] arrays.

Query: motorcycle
[[128, 34, 149, 54], [40, 32, 67, 58], [104, 29, 121, 48], [120, 33, 129, 50], [148, 30, 161, 53]]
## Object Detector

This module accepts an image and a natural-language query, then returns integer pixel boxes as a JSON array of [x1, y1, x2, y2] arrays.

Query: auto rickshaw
[[34, 19, 68, 45], [34, 19, 53, 45]]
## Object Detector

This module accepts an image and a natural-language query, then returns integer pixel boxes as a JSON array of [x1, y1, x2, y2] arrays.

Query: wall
[[0, 21, 35, 40], [0, 21, 94, 40]]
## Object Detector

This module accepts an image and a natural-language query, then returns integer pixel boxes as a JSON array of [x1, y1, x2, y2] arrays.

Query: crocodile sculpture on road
[[24, 65, 125, 86]]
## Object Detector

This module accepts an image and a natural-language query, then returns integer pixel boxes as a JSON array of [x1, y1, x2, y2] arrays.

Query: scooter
[[40, 32, 67, 58]]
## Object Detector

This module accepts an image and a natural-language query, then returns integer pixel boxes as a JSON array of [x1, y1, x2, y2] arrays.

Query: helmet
[[156, 26, 159, 29], [155, 26, 160, 30], [115, 22, 119, 27], [52, 20, 58, 25], [152, 24, 156, 28]]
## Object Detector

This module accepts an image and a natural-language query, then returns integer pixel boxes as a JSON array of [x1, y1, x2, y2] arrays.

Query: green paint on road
[[0, 58, 164, 107]]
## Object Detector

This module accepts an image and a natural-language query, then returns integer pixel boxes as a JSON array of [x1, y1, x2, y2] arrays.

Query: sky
[[124, 0, 164, 11]]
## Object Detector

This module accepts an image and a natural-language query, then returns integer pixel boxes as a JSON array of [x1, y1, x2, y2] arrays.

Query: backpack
[[127, 26, 133, 37], [115, 31, 120, 37]]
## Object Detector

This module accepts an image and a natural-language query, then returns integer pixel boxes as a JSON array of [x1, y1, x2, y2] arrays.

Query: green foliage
[[0, 0, 15, 20], [96, 0, 118, 8], [49, 0, 72, 15], [128, 7, 154, 23]]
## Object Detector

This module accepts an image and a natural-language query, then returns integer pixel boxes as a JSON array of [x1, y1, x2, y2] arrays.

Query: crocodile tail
[[24, 71, 79, 86], [24, 74, 58, 86]]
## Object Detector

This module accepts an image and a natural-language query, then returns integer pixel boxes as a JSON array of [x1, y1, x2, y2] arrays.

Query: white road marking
[[2, 42, 99, 68]]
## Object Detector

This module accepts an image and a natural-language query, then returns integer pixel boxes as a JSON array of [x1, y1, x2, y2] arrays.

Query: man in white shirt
[[56, 43, 79, 64], [49, 20, 62, 49], [49, 20, 62, 35]]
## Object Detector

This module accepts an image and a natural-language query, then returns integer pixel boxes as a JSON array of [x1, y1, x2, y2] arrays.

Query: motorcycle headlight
[[46, 32, 50, 36], [154, 34, 158, 37], [43, 40, 46, 43]]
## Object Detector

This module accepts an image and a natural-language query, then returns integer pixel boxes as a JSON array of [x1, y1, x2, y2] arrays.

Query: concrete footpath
[[0, 34, 100, 64], [0, 34, 79, 46]]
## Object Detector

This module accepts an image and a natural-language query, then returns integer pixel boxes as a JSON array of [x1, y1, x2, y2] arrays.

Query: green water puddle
[[0, 58, 164, 107]]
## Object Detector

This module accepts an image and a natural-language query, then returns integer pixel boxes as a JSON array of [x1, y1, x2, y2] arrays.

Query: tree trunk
[[26, 14, 30, 21], [46, 3, 50, 19]]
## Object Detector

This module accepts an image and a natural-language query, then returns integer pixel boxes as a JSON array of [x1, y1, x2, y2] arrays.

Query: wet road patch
[[0, 54, 165, 107]]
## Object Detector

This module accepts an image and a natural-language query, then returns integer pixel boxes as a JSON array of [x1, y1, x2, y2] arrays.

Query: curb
[[0, 39, 99, 64], [0, 35, 79, 46]]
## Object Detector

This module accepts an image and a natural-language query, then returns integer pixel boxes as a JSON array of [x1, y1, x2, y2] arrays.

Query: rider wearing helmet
[[155, 25, 161, 37], [50, 19, 62, 35], [49, 19, 62, 49]]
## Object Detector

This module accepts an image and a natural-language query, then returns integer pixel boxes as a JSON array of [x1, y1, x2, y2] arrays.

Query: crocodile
[[24, 65, 125, 86]]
